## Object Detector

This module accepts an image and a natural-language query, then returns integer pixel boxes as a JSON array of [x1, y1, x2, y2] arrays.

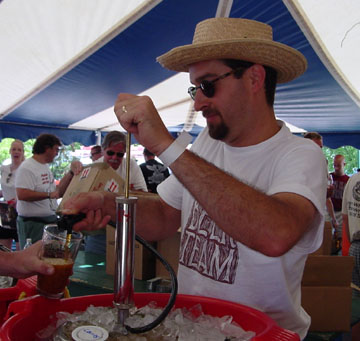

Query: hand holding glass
[[37, 224, 83, 299]]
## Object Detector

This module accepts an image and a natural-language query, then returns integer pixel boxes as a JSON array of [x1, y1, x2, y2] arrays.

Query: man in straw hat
[[64, 18, 327, 338]]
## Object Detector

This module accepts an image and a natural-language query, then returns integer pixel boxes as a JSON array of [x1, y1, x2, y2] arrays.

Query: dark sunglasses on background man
[[106, 150, 124, 158], [187, 65, 252, 100]]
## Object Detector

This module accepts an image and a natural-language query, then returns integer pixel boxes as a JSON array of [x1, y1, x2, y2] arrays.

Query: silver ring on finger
[[121, 105, 128, 113]]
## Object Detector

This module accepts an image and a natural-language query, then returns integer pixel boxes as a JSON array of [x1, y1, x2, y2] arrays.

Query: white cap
[[71, 326, 109, 341]]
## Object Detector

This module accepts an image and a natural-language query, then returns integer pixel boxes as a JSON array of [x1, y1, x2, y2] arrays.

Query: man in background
[[342, 171, 360, 291], [330, 154, 349, 252], [85, 131, 147, 254], [96, 131, 147, 192], [303, 132, 339, 231], [90, 145, 102, 162], [16, 133, 82, 249], [303, 132, 323, 148], [140, 148, 170, 193]]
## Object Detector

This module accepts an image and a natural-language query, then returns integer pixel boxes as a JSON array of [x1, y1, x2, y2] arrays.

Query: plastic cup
[[37, 224, 83, 299]]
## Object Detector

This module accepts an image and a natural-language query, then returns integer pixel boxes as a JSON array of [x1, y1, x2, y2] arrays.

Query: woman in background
[[0, 139, 25, 250]]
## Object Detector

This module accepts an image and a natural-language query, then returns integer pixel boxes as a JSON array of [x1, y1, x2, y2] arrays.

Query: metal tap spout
[[113, 196, 138, 334]]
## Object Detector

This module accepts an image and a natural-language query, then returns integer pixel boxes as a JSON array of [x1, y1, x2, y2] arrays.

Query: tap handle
[[57, 213, 86, 234]]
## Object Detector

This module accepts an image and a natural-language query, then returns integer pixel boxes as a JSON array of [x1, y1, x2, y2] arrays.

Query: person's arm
[[326, 197, 339, 229], [168, 150, 317, 257], [57, 160, 83, 197], [63, 191, 181, 241], [113, 94, 320, 257], [16, 187, 58, 201], [0, 241, 54, 278], [341, 180, 351, 242], [342, 214, 351, 243]]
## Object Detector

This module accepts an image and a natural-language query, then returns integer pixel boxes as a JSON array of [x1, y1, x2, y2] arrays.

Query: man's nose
[[193, 90, 210, 112]]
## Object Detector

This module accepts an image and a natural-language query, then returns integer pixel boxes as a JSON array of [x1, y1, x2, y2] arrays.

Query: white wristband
[[158, 131, 192, 167]]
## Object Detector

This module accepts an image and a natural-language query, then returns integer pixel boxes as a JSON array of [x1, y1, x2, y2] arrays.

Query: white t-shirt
[[342, 172, 360, 241], [96, 157, 147, 191], [0, 164, 17, 201], [157, 121, 327, 339], [15, 158, 57, 217]]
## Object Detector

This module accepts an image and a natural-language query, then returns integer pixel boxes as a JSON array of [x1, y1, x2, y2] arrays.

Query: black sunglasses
[[6, 173, 12, 184], [106, 150, 124, 158], [187, 67, 250, 100]]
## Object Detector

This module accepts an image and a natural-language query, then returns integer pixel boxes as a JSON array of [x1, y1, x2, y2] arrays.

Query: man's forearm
[[169, 149, 316, 256], [16, 188, 50, 202], [134, 193, 180, 241], [103, 191, 180, 242], [57, 171, 74, 197]]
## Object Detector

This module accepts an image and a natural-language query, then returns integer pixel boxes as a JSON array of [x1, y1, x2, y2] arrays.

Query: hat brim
[[157, 39, 307, 83]]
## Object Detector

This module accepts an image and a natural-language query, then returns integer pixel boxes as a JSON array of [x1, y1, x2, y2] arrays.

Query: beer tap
[[113, 132, 137, 334]]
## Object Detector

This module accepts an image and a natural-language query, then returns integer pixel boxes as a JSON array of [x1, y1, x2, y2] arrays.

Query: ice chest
[[0, 276, 37, 326], [0, 293, 300, 340]]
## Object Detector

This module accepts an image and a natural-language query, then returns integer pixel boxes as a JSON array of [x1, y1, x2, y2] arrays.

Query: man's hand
[[114, 93, 174, 156], [70, 160, 83, 176], [0, 242, 55, 279], [62, 192, 112, 231], [49, 189, 60, 200]]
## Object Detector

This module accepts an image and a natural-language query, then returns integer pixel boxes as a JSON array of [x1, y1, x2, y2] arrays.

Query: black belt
[[19, 216, 57, 224]]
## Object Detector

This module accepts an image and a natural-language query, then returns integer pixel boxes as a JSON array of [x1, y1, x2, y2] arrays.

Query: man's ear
[[248, 64, 266, 93]]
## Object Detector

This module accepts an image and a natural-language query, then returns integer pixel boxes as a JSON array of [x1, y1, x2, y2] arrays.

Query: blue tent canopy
[[1, 0, 359, 149]]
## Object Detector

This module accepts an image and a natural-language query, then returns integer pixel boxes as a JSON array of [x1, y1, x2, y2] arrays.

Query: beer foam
[[42, 257, 73, 266]]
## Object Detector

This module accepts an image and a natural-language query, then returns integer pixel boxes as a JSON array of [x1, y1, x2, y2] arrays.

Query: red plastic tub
[[0, 293, 300, 340], [0, 276, 37, 325]]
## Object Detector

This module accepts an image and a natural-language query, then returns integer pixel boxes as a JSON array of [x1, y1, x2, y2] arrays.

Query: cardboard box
[[311, 221, 332, 255], [302, 255, 354, 286], [301, 255, 354, 332], [156, 231, 181, 279], [302, 286, 352, 331], [59, 162, 125, 209], [106, 226, 156, 280]]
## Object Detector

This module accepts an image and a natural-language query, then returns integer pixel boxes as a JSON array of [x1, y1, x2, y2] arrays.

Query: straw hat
[[157, 18, 307, 83]]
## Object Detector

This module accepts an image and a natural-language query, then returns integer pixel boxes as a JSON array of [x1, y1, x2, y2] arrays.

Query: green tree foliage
[[50, 142, 82, 179], [0, 139, 12, 163], [323, 146, 359, 175]]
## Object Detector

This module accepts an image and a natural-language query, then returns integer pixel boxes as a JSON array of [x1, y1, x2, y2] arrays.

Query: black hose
[[107, 221, 178, 334]]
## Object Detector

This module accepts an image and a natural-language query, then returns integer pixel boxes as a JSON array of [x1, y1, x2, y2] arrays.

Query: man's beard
[[205, 109, 229, 140]]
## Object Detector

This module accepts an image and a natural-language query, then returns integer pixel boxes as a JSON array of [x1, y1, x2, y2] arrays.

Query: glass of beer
[[37, 224, 83, 299]]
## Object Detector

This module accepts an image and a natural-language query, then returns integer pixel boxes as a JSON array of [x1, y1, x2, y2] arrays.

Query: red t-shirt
[[330, 173, 350, 211]]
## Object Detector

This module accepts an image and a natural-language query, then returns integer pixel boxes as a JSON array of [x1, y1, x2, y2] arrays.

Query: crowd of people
[[0, 130, 170, 256], [0, 16, 359, 340]]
